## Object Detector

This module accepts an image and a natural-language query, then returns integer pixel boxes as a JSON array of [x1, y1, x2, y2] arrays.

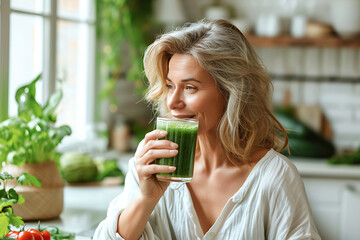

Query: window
[[0, 0, 96, 146]]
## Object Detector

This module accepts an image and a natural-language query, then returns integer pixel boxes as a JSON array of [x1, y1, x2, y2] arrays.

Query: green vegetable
[[95, 158, 124, 182], [38, 225, 74, 240], [0, 172, 41, 237], [60, 152, 98, 183], [0, 74, 71, 168], [275, 109, 335, 158], [328, 148, 360, 165]]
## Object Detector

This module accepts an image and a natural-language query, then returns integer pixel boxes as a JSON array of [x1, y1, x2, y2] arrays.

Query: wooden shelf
[[270, 74, 360, 83], [245, 34, 360, 48]]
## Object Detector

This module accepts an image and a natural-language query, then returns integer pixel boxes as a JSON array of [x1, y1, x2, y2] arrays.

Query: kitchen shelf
[[271, 74, 360, 83], [246, 34, 360, 48]]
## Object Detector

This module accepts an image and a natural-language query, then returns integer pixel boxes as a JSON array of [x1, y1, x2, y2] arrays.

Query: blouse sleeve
[[93, 140, 159, 240], [266, 158, 321, 240]]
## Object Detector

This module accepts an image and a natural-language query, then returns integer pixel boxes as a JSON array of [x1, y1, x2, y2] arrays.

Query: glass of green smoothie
[[155, 117, 198, 182]]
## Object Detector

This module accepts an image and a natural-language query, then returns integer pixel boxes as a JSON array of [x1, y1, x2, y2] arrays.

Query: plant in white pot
[[0, 74, 71, 220]]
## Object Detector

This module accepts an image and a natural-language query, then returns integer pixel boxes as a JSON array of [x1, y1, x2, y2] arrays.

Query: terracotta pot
[[2, 161, 65, 220]]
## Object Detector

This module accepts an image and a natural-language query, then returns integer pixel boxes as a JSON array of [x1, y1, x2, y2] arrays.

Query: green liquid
[[155, 119, 198, 181]]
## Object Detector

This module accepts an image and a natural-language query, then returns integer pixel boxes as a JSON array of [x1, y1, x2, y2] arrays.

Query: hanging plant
[[96, 0, 157, 104]]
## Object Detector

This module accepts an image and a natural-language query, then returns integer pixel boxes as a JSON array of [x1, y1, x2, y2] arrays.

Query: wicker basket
[[2, 161, 65, 220]]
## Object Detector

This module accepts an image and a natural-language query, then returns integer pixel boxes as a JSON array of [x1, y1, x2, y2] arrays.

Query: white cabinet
[[303, 178, 360, 240], [292, 158, 360, 240]]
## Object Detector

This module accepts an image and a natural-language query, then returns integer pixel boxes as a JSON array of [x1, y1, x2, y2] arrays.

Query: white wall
[[259, 47, 360, 151]]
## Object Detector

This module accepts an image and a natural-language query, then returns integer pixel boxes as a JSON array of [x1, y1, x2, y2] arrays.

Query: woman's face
[[166, 53, 226, 135]]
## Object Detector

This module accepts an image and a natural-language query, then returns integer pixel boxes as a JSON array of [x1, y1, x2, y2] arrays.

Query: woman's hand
[[135, 129, 178, 202]]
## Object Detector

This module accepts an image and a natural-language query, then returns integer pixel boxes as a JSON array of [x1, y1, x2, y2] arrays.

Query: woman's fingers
[[134, 129, 178, 180], [143, 138, 177, 153], [136, 130, 178, 160], [139, 165, 176, 180], [135, 130, 165, 158], [145, 129, 167, 144], [136, 149, 177, 180], [142, 149, 178, 165]]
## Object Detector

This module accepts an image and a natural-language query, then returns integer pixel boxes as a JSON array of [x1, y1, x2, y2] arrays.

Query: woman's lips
[[172, 115, 195, 118]]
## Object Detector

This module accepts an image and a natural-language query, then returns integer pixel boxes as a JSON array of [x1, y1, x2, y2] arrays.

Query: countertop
[[290, 157, 360, 179]]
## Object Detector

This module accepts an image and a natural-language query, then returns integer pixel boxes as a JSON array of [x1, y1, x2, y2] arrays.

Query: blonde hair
[[144, 19, 287, 165]]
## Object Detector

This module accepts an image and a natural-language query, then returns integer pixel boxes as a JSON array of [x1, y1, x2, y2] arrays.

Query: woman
[[94, 19, 320, 240]]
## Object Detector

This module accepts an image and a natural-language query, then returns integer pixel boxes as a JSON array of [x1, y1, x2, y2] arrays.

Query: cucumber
[[275, 111, 318, 139], [283, 136, 335, 158], [275, 110, 335, 158]]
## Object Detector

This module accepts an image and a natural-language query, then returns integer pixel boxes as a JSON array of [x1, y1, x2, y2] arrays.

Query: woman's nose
[[167, 89, 185, 110]]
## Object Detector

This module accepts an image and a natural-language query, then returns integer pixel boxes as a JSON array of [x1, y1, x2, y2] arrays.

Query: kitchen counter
[[25, 185, 124, 240], [291, 157, 360, 179]]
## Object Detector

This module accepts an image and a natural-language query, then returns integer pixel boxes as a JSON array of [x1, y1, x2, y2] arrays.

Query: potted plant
[[0, 172, 41, 237], [0, 74, 71, 220]]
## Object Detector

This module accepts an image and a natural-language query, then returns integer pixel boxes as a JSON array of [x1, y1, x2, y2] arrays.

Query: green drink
[[155, 117, 198, 182]]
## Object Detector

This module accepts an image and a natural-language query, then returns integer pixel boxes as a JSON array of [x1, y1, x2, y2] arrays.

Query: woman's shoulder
[[259, 149, 299, 174], [255, 149, 303, 188]]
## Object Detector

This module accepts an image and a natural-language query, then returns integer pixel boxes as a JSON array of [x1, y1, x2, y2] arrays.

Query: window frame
[[0, 0, 97, 146], [0, 0, 10, 122]]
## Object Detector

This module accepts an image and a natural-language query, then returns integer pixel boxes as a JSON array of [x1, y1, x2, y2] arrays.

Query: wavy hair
[[144, 19, 288, 165]]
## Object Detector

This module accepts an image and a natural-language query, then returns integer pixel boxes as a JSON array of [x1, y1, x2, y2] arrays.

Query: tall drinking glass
[[155, 117, 198, 182]]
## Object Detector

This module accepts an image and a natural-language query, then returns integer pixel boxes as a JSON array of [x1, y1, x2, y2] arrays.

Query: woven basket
[[2, 161, 65, 221]]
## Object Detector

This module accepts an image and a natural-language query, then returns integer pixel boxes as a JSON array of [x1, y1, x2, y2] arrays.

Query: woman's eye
[[166, 84, 174, 90], [186, 85, 197, 92]]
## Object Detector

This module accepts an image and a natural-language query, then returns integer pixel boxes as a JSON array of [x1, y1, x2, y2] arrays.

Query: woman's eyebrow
[[166, 77, 201, 83]]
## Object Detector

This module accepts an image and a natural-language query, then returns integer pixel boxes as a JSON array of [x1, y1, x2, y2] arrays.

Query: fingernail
[[170, 142, 178, 148], [168, 166, 176, 171], [159, 130, 167, 135], [170, 150, 178, 154]]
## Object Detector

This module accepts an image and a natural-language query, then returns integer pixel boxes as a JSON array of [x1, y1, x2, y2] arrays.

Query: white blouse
[[94, 144, 321, 240]]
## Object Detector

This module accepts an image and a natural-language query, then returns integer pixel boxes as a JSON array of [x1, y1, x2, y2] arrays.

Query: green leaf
[[8, 212, 24, 228], [0, 172, 14, 181], [0, 190, 6, 199], [7, 150, 26, 166], [17, 93, 43, 121], [0, 127, 12, 142], [49, 126, 72, 146], [0, 212, 10, 237], [15, 74, 43, 121], [7, 189, 18, 203], [17, 194, 25, 205], [17, 173, 42, 187], [42, 90, 63, 121], [0, 199, 15, 212], [15, 73, 41, 103]]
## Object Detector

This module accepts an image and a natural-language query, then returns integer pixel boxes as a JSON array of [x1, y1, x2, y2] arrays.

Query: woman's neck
[[196, 132, 231, 172]]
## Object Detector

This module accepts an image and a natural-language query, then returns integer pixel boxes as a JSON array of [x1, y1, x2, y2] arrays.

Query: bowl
[[231, 18, 253, 34], [331, 0, 360, 38]]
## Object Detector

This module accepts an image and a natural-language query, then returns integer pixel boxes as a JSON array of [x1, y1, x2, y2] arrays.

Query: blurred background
[[1, 1, 360, 239], [1, 0, 359, 154]]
